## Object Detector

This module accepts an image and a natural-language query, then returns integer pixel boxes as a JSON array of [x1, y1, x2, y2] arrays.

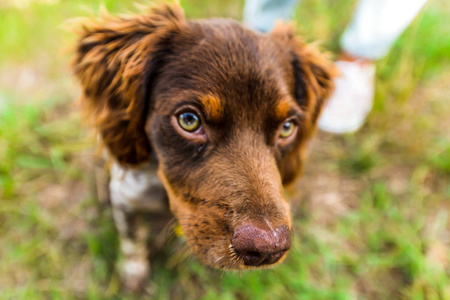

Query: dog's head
[[73, 4, 335, 269]]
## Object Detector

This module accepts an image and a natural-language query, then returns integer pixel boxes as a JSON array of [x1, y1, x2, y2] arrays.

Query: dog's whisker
[[213, 255, 225, 264]]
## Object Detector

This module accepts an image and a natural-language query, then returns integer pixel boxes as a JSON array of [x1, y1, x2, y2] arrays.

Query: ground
[[0, 0, 449, 299]]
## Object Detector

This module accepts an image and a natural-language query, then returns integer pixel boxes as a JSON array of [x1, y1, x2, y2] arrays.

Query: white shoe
[[318, 60, 375, 134]]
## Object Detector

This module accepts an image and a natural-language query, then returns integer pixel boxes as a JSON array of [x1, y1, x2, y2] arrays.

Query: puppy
[[72, 3, 335, 290]]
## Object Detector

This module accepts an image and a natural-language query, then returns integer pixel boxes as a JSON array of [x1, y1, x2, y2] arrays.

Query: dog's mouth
[[193, 241, 290, 270], [228, 244, 289, 269]]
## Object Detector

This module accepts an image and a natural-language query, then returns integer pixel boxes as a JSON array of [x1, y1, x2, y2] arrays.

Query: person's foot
[[318, 54, 375, 134]]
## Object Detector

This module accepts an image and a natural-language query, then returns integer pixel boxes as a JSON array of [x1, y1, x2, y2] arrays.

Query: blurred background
[[0, 0, 449, 299]]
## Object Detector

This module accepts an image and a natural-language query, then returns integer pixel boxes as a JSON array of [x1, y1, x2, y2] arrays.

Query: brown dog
[[72, 3, 335, 290]]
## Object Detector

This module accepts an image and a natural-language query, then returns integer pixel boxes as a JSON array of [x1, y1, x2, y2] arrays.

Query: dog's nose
[[231, 224, 291, 267]]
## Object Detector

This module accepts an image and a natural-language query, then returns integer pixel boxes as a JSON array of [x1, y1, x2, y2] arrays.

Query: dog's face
[[73, 5, 335, 270]]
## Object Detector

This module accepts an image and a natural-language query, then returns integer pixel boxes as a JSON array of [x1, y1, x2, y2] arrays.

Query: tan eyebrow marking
[[200, 95, 224, 120], [275, 99, 293, 120]]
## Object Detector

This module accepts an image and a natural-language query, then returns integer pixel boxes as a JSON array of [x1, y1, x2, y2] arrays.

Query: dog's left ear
[[271, 23, 338, 184]]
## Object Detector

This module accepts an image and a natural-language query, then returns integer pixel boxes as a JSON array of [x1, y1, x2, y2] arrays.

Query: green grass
[[0, 0, 449, 299]]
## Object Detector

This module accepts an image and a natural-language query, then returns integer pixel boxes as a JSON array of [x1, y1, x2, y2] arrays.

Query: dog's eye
[[280, 121, 295, 138], [178, 112, 201, 132]]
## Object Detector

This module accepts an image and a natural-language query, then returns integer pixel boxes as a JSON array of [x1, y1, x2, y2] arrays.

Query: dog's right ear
[[270, 23, 337, 184], [72, 4, 185, 166]]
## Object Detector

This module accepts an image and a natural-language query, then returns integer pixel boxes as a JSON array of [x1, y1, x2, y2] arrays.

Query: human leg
[[318, 0, 428, 134], [341, 0, 429, 60], [244, 0, 299, 32]]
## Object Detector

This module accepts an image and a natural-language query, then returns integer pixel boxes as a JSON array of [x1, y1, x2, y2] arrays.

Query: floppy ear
[[271, 23, 338, 184], [72, 4, 185, 166]]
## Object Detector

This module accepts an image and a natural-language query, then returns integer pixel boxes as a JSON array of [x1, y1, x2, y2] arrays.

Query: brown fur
[[200, 95, 224, 120], [73, 3, 336, 277]]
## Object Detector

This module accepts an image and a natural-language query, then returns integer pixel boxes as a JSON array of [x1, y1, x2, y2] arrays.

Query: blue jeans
[[244, 0, 428, 60]]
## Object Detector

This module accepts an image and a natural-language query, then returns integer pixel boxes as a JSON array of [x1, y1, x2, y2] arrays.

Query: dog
[[72, 3, 336, 290]]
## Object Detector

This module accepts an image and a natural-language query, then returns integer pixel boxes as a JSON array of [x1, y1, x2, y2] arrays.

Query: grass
[[0, 0, 449, 299]]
